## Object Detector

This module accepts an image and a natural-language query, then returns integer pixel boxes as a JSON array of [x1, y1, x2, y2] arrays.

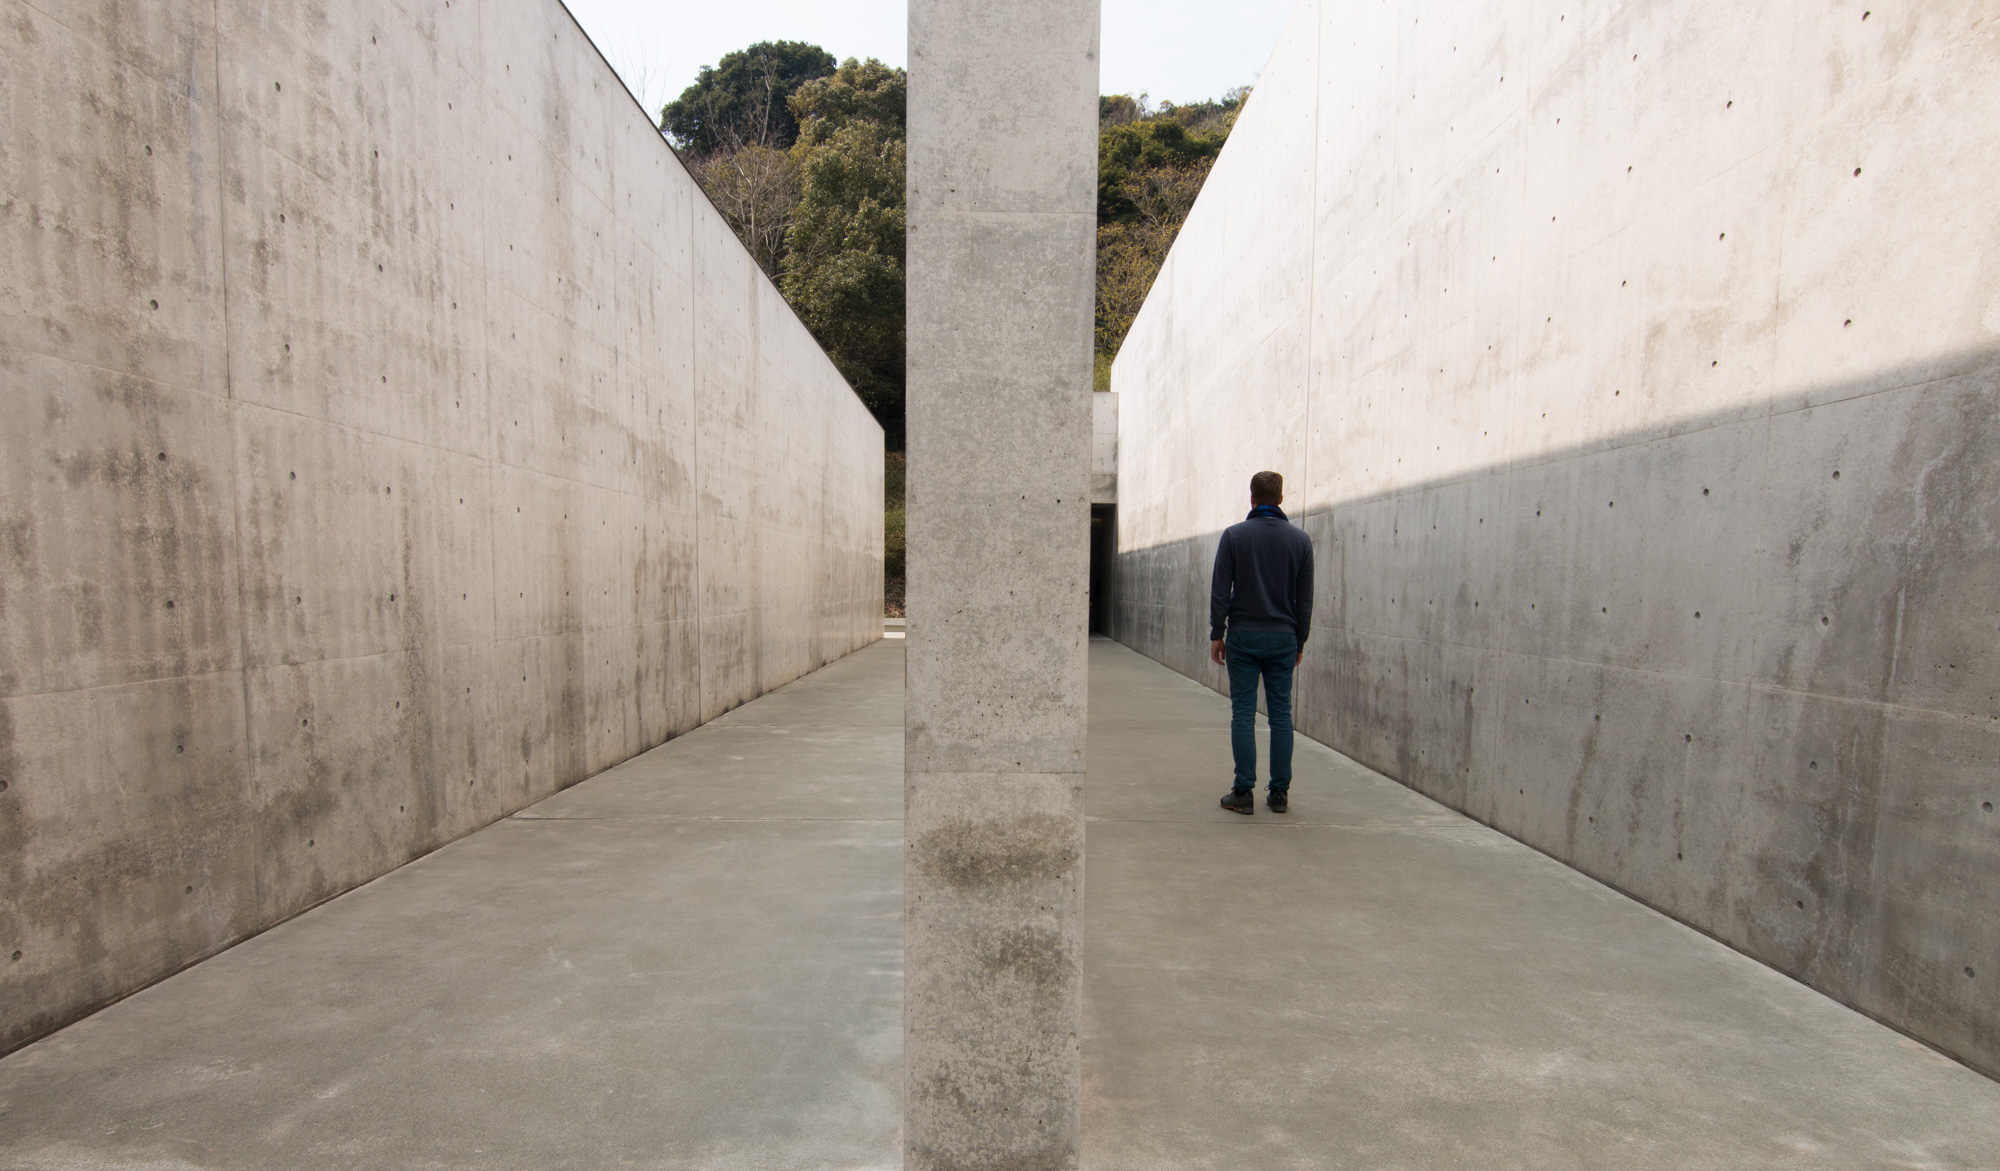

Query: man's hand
[[1210, 639, 1226, 666], [1295, 651, 1304, 667]]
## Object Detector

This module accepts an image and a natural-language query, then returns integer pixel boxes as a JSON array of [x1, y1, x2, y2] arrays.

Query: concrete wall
[[1109, 0, 2000, 1075], [905, 0, 1098, 1163], [0, 0, 883, 1054], [1091, 391, 1117, 504]]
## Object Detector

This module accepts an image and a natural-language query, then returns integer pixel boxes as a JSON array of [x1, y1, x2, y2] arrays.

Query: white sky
[[558, 0, 1299, 122]]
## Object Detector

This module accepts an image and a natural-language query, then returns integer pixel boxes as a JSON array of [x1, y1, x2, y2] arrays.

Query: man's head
[[1250, 470, 1284, 506]]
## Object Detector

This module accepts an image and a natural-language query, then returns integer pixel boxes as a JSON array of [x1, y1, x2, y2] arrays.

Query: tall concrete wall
[[0, 0, 883, 1054], [1109, 0, 2000, 1074], [905, 0, 1098, 1163]]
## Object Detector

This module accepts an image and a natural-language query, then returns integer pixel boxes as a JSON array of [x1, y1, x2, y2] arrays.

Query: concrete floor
[[1079, 642, 2000, 1169], [4, 637, 2000, 1169], [0, 643, 908, 1171]]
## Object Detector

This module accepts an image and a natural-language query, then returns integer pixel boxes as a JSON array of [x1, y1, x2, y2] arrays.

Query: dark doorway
[[1089, 504, 1116, 635]]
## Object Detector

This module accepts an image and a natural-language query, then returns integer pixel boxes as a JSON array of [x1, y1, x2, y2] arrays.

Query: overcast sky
[[559, 0, 1298, 121]]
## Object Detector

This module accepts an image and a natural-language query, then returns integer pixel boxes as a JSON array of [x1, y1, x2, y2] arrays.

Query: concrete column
[[904, 0, 1099, 1165]]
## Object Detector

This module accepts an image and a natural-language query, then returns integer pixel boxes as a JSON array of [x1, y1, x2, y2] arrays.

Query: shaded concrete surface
[[0, 643, 906, 1171], [1081, 639, 2000, 1170], [8, 636, 1998, 1170], [2, 0, 884, 1055]]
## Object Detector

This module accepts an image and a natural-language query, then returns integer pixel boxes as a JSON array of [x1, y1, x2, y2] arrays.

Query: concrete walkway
[[4, 638, 1999, 1169], [1079, 641, 2000, 1169], [0, 643, 908, 1171]]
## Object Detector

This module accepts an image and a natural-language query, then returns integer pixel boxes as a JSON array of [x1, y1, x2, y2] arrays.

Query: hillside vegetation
[[1094, 90, 1247, 390]]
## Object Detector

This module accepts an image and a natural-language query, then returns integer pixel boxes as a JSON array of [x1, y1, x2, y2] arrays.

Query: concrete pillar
[[904, 0, 1099, 1165]]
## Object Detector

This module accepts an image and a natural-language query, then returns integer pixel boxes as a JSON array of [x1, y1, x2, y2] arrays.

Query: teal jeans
[[1226, 630, 1297, 793]]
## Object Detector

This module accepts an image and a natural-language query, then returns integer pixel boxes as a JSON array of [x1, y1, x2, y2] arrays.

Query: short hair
[[1250, 470, 1283, 503]]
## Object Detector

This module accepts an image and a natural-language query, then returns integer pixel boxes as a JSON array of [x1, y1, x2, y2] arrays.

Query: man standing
[[1209, 471, 1314, 814]]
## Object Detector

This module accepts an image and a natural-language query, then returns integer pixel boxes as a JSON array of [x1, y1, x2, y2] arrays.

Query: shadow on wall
[[1109, 349, 2000, 1078]]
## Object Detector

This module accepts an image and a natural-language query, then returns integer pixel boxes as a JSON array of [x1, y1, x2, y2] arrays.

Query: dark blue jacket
[[1209, 506, 1314, 643]]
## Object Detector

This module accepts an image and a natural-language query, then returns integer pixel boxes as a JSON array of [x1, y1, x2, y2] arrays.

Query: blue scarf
[[1248, 504, 1287, 520]]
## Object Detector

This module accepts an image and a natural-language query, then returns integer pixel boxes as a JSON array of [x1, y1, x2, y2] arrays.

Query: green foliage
[[791, 58, 907, 141], [783, 59, 908, 443], [883, 453, 906, 615], [662, 41, 835, 157], [1097, 91, 1244, 224], [1095, 89, 1248, 365]]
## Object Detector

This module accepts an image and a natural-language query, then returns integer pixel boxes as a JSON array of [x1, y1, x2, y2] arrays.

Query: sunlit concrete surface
[[0, 643, 906, 1171], [1081, 639, 2000, 1170]]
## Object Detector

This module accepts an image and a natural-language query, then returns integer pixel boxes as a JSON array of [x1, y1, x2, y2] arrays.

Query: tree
[[790, 57, 906, 138], [1094, 88, 1249, 385], [1095, 161, 1213, 359], [686, 146, 800, 278], [783, 60, 908, 442], [661, 41, 835, 158]]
